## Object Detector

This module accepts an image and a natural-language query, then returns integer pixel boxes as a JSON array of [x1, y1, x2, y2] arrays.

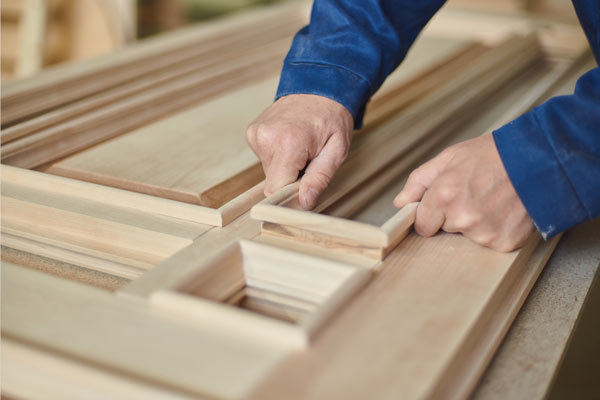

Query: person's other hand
[[393, 133, 534, 252], [246, 94, 353, 210]]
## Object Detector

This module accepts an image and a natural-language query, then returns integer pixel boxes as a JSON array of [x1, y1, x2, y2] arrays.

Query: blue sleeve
[[493, 65, 600, 239], [276, 0, 446, 127]]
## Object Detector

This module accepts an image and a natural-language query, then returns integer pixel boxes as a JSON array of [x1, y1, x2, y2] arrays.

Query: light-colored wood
[[1, 337, 197, 400], [44, 76, 278, 207], [43, 237, 371, 349], [119, 212, 262, 298], [424, 5, 588, 59], [428, 234, 563, 399], [1, 262, 292, 399], [1, 165, 223, 225], [246, 232, 558, 400], [1, 0, 310, 125], [1, 195, 191, 277], [0, 30, 296, 143], [36, 35, 473, 207], [2, 46, 284, 168], [0, 169, 218, 277], [16, 0, 48, 78]]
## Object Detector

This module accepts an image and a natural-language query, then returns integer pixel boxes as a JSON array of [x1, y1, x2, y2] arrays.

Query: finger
[[393, 149, 454, 208], [265, 151, 307, 196], [414, 189, 446, 237], [299, 134, 347, 210]]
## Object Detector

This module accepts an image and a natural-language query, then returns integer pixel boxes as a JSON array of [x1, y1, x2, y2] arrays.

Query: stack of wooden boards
[[1, 1, 594, 399]]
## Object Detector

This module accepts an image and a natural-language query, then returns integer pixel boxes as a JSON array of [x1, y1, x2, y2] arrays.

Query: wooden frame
[[253, 182, 418, 259], [150, 240, 371, 348]]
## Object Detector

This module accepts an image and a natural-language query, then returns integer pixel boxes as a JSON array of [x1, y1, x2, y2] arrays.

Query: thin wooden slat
[[1, 196, 192, 276], [1, 166, 223, 226]]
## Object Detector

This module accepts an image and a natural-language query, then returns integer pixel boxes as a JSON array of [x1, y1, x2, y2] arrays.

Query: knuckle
[[451, 208, 482, 231], [406, 169, 422, 185], [436, 185, 457, 205]]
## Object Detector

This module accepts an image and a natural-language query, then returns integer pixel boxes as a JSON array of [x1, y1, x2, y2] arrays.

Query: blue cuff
[[275, 61, 371, 128], [493, 112, 589, 239]]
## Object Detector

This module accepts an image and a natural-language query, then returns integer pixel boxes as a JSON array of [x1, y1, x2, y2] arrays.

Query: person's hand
[[393, 133, 534, 252], [246, 94, 353, 210]]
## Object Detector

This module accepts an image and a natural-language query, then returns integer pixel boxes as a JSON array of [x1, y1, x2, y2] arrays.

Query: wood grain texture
[[46, 76, 278, 208], [2, 337, 196, 400], [1, 262, 291, 399], [1, 171, 213, 278], [2, 165, 223, 225], [247, 232, 559, 400], [0, 0, 310, 125]]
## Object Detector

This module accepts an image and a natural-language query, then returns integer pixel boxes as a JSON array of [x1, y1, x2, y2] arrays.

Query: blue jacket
[[276, 0, 600, 239]]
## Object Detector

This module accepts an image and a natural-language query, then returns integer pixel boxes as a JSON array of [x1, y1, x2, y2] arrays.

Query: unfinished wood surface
[[246, 232, 560, 400], [44, 76, 276, 208], [1, 173, 213, 278], [0, 23, 302, 144], [150, 240, 370, 347], [1, 262, 292, 399], [120, 212, 262, 298], [40, 35, 473, 208], [0, 0, 310, 126], [2, 165, 223, 225], [2, 43, 286, 168], [424, 5, 588, 60], [2, 337, 195, 400]]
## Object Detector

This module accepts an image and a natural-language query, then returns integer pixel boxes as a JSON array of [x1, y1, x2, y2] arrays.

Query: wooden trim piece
[[1, 262, 293, 399], [427, 234, 562, 400], [149, 240, 371, 348], [1, 337, 196, 400], [2, 165, 264, 227], [252, 34, 543, 259], [1, 166, 223, 226], [119, 213, 262, 298], [1, 232, 144, 280], [1, 195, 192, 277]]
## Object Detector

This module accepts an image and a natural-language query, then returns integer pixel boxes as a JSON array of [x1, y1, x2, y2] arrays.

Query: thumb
[[393, 150, 450, 208], [298, 134, 348, 210], [265, 150, 307, 196]]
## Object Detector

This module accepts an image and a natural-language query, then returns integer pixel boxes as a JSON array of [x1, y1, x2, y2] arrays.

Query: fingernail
[[303, 188, 319, 210]]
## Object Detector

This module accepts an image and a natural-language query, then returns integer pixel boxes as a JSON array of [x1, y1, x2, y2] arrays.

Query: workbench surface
[[473, 217, 600, 399]]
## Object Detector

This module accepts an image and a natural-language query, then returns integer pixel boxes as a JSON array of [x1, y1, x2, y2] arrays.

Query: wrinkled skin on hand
[[394, 133, 534, 252], [245, 94, 353, 210]]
